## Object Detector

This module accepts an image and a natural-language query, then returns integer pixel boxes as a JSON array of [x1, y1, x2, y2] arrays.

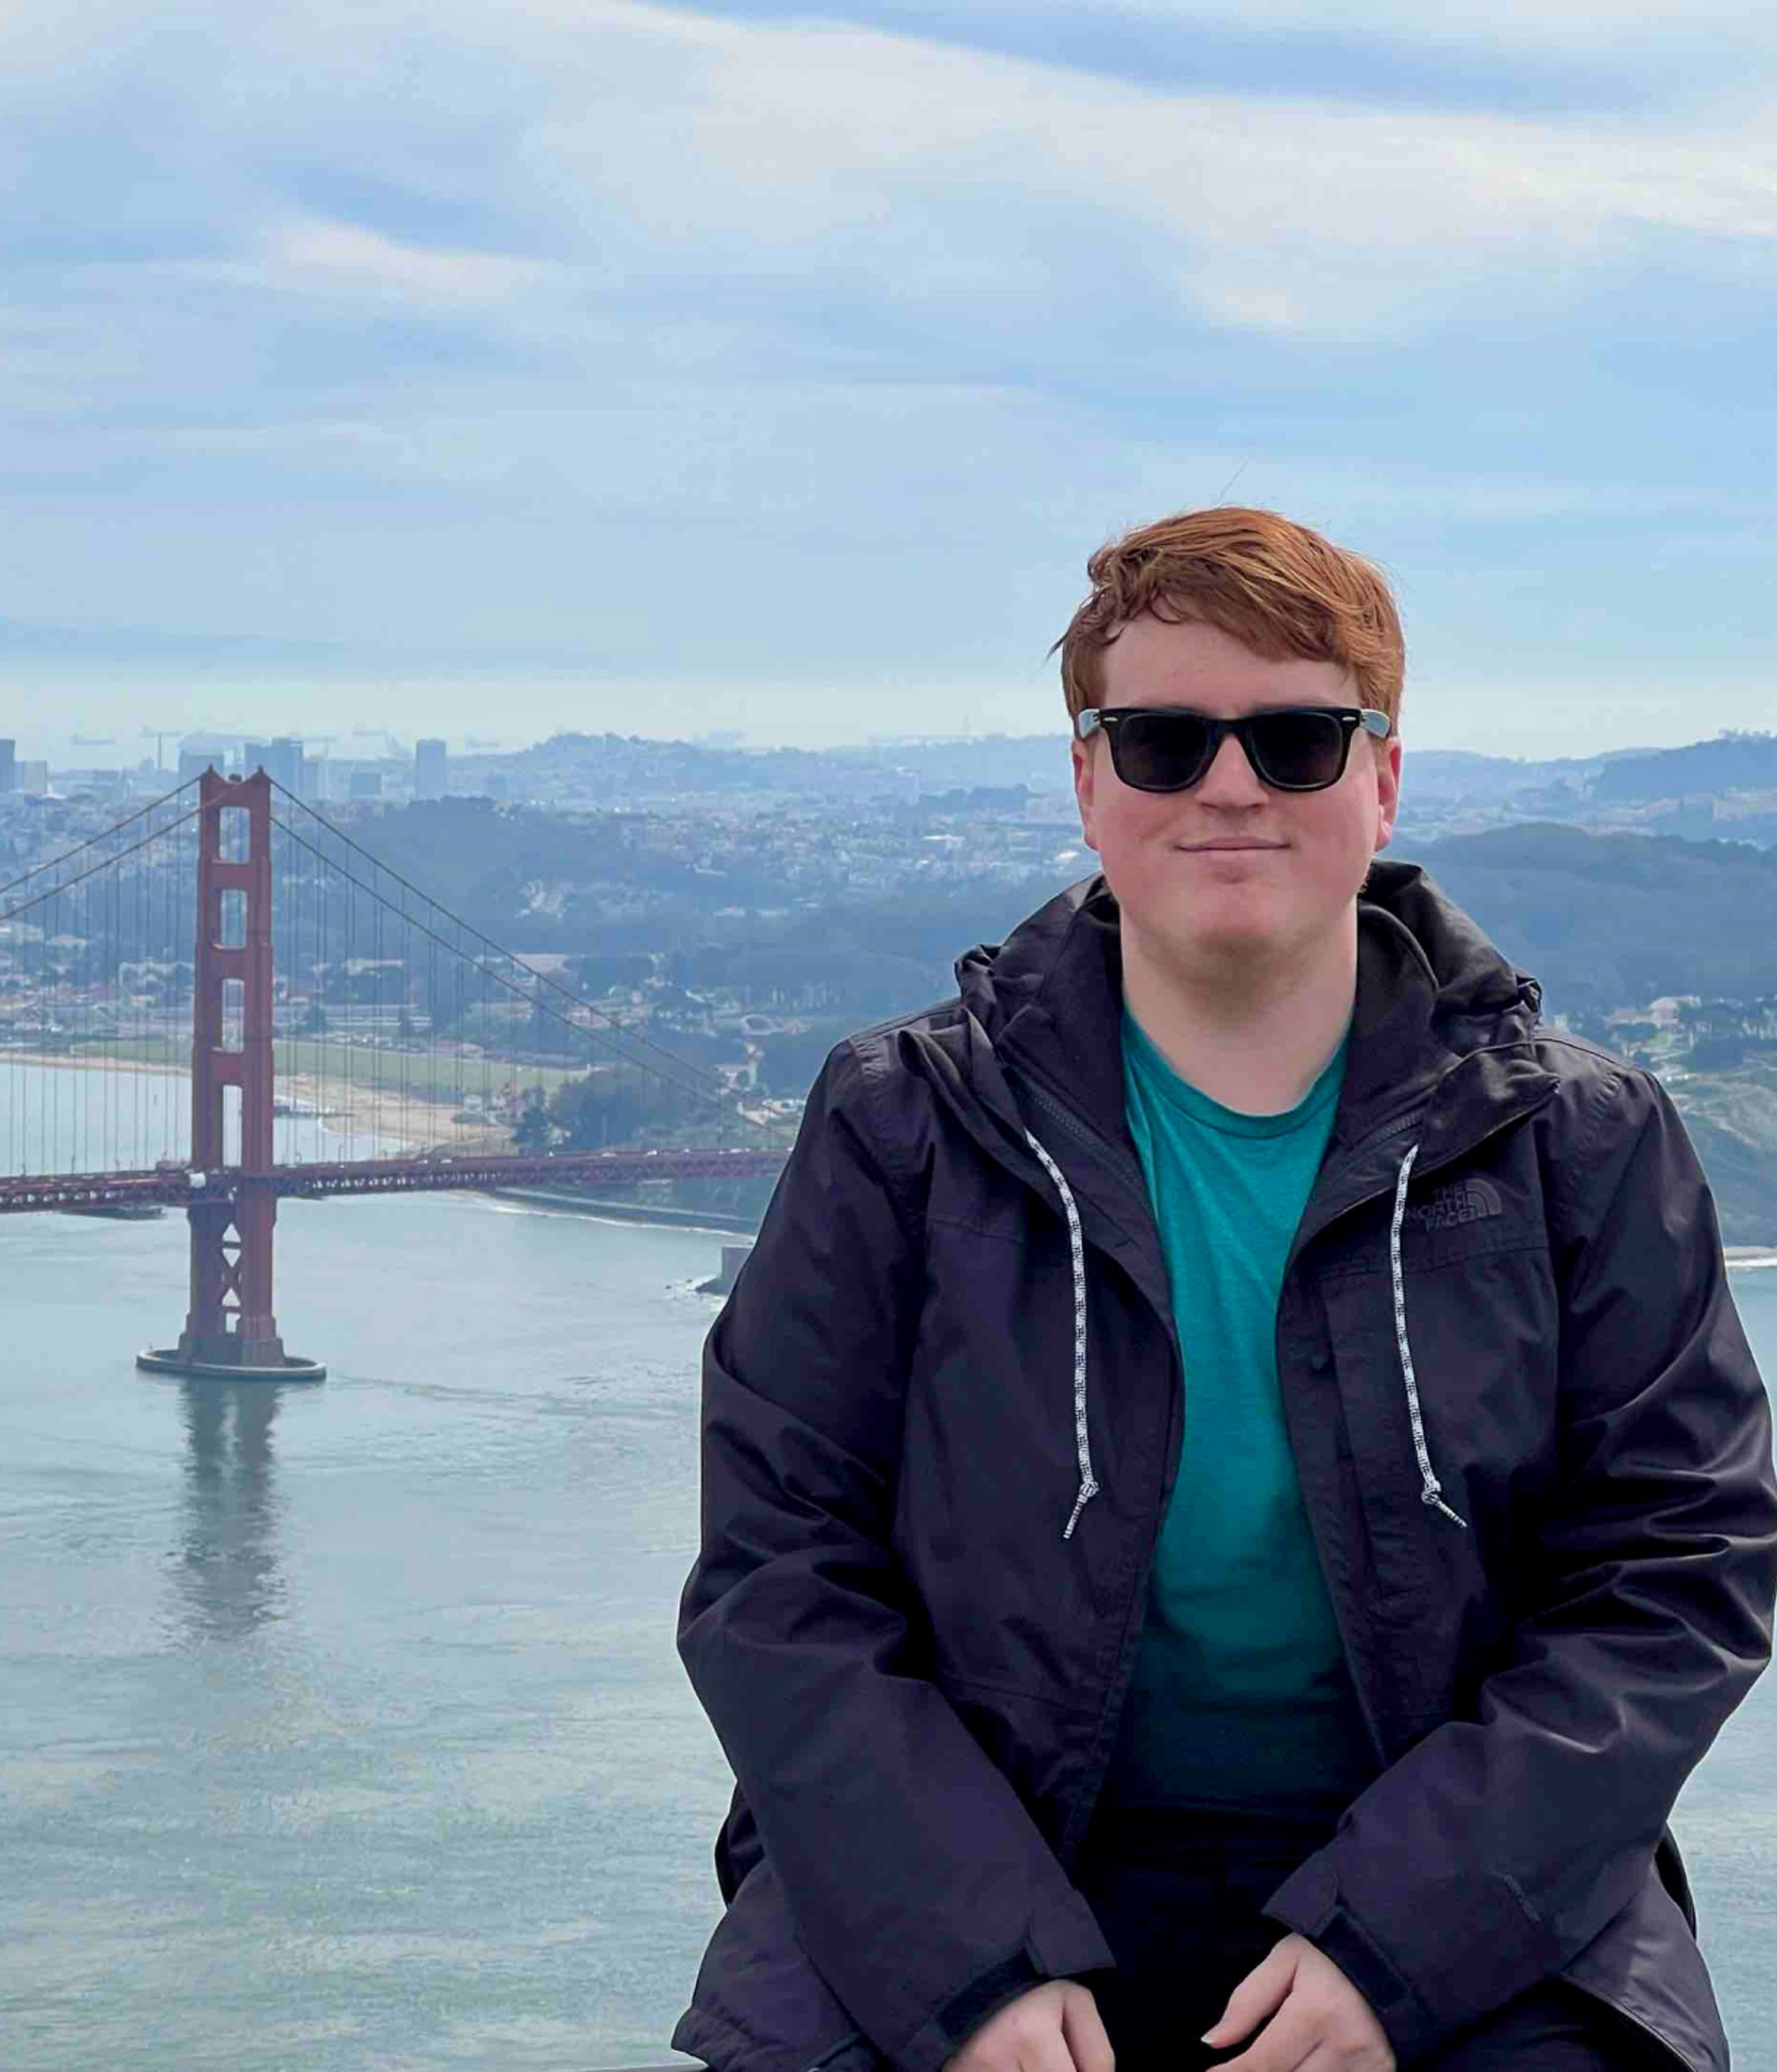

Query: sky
[[4, 0, 1777, 763]]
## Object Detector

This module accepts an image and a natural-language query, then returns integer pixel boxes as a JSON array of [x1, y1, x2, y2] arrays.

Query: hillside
[[1666, 1068, 1777, 1249], [1590, 733, 1777, 805], [1403, 826, 1777, 1247], [1400, 824, 1777, 1016]]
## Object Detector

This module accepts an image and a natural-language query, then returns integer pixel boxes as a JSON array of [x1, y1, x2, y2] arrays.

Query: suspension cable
[[265, 812, 754, 1126], [0, 800, 208, 929], [0, 775, 204, 904], [264, 777, 744, 1107]]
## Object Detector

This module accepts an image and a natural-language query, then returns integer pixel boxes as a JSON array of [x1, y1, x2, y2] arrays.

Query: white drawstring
[[1024, 1129, 1463, 1542], [1390, 1144, 1468, 1530], [1024, 1130, 1100, 1540]]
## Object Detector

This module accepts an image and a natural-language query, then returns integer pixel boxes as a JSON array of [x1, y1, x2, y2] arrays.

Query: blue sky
[[4, 0, 1776, 761]]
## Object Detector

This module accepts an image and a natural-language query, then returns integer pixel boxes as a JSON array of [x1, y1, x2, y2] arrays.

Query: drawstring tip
[[1420, 1483, 1468, 1530], [1062, 1476, 1099, 1540]]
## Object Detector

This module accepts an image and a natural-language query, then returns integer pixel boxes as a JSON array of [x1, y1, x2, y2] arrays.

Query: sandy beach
[[276, 1068, 513, 1156]]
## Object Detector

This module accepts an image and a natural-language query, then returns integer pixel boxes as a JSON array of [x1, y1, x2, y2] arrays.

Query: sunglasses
[[1075, 704, 1392, 794]]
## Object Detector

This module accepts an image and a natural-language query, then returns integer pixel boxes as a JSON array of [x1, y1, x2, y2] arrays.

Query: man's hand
[[1203, 1934, 1394, 2071], [944, 1979, 1114, 2072]]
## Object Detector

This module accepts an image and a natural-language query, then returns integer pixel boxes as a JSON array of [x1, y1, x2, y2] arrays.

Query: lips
[[1180, 842, 1287, 852]]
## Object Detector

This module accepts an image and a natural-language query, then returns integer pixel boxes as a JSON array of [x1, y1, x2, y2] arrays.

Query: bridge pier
[[138, 769, 323, 1383]]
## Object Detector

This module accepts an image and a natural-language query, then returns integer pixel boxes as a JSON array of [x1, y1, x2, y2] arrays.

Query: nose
[[1194, 727, 1266, 804]]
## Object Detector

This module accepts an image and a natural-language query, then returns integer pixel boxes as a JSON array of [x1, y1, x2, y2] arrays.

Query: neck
[[1121, 907, 1358, 1115]]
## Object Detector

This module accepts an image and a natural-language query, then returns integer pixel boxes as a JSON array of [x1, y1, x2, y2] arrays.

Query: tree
[[512, 1090, 553, 1152]]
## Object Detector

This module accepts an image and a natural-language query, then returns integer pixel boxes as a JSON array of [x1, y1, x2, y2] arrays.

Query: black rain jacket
[[674, 865, 1777, 2072]]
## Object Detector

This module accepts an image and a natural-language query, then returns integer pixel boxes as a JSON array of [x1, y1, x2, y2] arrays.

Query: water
[[2, 1190, 730, 2071], [2, 1085, 1775, 2071], [0, 1055, 393, 1173]]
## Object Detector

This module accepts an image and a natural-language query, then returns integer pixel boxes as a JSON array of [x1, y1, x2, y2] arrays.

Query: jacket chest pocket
[[1314, 1231, 1559, 1625]]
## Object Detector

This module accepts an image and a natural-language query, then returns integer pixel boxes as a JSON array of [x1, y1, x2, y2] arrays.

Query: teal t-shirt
[[1102, 1011, 1375, 1816]]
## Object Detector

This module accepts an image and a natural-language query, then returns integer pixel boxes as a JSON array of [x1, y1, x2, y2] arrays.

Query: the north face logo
[[1406, 1178, 1504, 1231]]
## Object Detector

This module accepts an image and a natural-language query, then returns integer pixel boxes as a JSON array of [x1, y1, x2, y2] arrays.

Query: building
[[349, 771, 383, 800], [0, 738, 14, 792], [415, 738, 448, 800], [179, 742, 227, 787], [264, 738, 304, 795], [17, 759, 49, 794], [239, 738, 303, 794]]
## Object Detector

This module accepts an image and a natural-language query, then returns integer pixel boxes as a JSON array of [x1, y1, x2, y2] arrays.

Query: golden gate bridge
[[0, 768, 789, 1378]]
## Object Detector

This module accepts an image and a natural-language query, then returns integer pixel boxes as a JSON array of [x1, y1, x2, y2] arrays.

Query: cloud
[[239, 220, 554, 308], [500, 4, 1777, 345], [975, 0, 1767, 47], [1, 0, 1775, 748], [13, 0, 1777, 356]]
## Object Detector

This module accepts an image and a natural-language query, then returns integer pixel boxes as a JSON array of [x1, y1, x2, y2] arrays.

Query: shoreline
[[2, 1046, 186, 1079], [1726, 1248, 1777, 1273], [484, 1185, 758, 1235]]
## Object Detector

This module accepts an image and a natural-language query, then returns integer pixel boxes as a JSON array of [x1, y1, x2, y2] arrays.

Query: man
[[673, 508, 1777, 2071]]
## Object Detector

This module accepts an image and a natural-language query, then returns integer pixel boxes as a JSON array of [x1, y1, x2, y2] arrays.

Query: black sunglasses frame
[[1075, 704, 1392, 794]]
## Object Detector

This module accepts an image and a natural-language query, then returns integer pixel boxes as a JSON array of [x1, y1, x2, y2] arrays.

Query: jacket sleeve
[[1264, 1066, 1777, 2060], [677, 1041, 1115, 2072]]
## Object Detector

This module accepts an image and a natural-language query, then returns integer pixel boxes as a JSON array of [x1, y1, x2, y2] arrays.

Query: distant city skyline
[[8, 703, 1771, 782], [4, 3, 1777, 761]]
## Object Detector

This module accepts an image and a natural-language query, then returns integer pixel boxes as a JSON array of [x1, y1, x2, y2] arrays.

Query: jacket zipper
[[1015, 1072, 1152, 1210]]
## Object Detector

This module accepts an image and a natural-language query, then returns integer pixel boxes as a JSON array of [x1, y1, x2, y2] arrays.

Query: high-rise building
[[415, 738, 448, 800], [0, 739, 15, 792], [18, 759, 49, 794], [263, 738, 304, 795], [179, 742, 227, 787]]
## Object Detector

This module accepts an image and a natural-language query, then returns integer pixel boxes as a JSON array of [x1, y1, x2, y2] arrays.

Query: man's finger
[[1058, 1984, 1116, 2072], [1022, 2011, 1087, 2072], [1201, 1935, 1298, 2046], [1212, 1997, 1318, 2072]]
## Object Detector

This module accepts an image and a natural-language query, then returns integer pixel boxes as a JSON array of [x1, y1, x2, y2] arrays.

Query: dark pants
[[1071, 1806, 1670, 2069]]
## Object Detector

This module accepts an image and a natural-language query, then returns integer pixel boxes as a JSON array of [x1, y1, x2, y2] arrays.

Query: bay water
[[2, 1072, 1775, 2069]]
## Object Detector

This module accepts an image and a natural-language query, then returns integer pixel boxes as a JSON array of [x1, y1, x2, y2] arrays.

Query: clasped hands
[[945, 1933, 1394, 2072]]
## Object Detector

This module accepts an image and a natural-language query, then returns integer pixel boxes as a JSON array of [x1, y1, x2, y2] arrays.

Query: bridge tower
[[138, 769, 323, 1381]]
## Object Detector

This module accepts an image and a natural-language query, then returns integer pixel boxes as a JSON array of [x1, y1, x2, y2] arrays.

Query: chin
[[1148, 910, 1281, 964]]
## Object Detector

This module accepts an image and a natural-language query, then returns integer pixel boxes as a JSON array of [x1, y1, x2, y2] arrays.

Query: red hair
[[1055, 506, 1404, 731]]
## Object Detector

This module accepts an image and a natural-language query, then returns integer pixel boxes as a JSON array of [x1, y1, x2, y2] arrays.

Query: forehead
[[1098, 613, 1350, 709]]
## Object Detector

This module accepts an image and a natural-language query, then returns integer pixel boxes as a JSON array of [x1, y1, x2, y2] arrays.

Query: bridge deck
[[0, 1148, 783, 1216]]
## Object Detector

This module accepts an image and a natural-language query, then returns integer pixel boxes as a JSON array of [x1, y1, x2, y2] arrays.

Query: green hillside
[[1400, 824, 1777, 1017]]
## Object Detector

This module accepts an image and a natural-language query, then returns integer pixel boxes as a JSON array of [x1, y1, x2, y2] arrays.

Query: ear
[[1071, 734, 1101, 852], [1373, 734, 1403, 851]]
